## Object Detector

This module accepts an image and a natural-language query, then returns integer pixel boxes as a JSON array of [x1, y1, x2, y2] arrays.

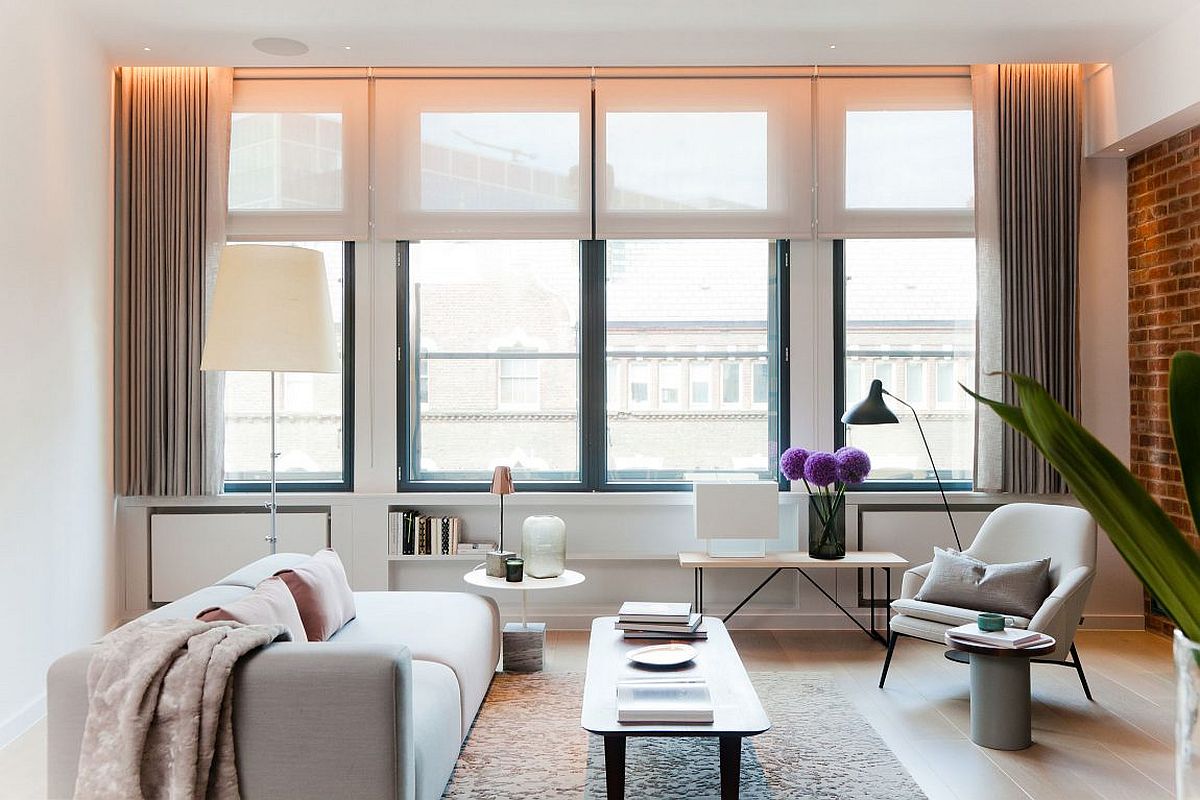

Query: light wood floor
[[0, 630, 1175, 799]]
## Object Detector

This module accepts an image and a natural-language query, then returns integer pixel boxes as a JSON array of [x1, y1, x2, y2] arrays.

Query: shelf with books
[[387, 553, 485, 562]]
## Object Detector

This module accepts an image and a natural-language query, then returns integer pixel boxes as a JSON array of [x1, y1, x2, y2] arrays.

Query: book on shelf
[[617, 601, 693, 624], [389, 512, 464, 557], [622, 620, 710, 641], [614, 613, 702, 635], [616, 677, 713, 724], [946, 623, 1049, 649]]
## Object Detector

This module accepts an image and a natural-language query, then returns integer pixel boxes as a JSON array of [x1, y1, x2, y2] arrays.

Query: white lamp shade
[[201, 245, 340, 373]]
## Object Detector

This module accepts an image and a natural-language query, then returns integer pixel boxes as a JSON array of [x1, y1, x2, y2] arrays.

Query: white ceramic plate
[[626, 643, 698, 667]]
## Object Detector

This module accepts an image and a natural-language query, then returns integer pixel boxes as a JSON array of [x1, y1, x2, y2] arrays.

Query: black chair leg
[[879, 631, 900, 688], [1070, 643, 1094, 701]]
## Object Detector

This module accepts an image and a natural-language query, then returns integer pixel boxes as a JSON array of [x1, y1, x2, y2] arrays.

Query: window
[[838, 238, 976, 486], [844, 110, 974, 211], [605, 240, 782, 483], [223, 240, 353, 490], [905, 362, 926, 407], [659, 363, 682, 408], [402, 240, 580, 483], [690, 362, 712, 408], [399, 238, 787, 488], [498, 352, 540, 410]]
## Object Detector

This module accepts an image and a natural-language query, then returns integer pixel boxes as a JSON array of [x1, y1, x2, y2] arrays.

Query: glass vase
[[521, 515, 566, 578], [808, 498, 846, 560], [1176, 630, 1200, 798]]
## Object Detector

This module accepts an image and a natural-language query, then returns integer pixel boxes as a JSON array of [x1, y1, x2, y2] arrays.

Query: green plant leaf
[[962, 384, 1034, 439], [1171, 351, 1200, 537], [973, 374, 1200, 641]]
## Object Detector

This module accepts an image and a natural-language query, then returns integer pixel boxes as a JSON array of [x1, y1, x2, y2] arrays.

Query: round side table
[[944, 632, 1056, 750], [464, 567, 585, 672]]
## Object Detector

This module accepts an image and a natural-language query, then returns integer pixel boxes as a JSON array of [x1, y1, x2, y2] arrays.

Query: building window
[[498, 352, 540, 410], [838, 238, 976, 487], [403, 240, 581, 483], [659, 363, 682, 408], [399, 238, 786, 488], [721, 362, 742, 407], [690, 361, 712, 408], [222, 240, 353, 490]]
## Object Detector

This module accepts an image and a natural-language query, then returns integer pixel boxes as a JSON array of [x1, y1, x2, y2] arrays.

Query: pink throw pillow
[[274, 549, 357, 642], [197, 575, 307, 642]]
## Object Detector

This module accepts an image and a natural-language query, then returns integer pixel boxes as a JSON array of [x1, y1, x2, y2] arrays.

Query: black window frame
[[397, 239, 790, 492], [833, 238, 972, 492], [224, 241, 356, 493]]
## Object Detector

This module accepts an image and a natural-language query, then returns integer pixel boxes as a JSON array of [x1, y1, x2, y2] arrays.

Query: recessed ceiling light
[[143, 47, 151, 51], [1118, 147, 1126, 153], [829, 44, 837, 49], [343, 45, 352, 50], [252, 37, 310, 57]]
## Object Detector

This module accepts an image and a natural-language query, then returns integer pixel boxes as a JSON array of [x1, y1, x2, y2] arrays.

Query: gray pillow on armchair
[[914, 547, 1052, 619]]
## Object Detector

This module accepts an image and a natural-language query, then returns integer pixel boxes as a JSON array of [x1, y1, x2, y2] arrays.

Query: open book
[[616, 677, 714, 724]]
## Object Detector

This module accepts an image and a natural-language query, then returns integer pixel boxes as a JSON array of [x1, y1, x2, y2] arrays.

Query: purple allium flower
[[835, 446, 872, 484], [803, 451, 839, 487], [780, 447, 810, 481]]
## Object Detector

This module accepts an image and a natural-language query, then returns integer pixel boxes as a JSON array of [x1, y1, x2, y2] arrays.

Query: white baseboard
[[0, 693, 45, 751]]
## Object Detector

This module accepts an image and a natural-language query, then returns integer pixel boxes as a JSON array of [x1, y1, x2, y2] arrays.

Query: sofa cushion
[[139, 585, 252, 625], [891, 597, 1031, 629], [275, 549, 357, 641], [333, 591, 499, 737], [914, 547, 1051, 618], [197, 576, 307, 642], [215, 553, 313, 588]]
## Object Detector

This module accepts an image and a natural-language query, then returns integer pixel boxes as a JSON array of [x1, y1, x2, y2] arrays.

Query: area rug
[[443, 672, 927, 799]]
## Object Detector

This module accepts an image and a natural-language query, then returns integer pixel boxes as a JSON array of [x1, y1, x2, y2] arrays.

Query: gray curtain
[[990, 63, 1082, 494], [115, 67, 231, 496]]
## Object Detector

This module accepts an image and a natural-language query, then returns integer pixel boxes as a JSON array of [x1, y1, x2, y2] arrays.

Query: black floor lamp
[[841, 379, 962, 550]]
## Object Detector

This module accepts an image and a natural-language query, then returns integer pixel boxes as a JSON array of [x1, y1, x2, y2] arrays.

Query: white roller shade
[[374, 78, 592, 240], [227, 79, 369, 241], [595, 78, 811, 239], [816, 77, 974, 238]]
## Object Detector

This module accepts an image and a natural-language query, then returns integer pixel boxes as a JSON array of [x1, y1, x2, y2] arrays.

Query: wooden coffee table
[[944, 632, 1056, 750], [581, 617, 770, 799]]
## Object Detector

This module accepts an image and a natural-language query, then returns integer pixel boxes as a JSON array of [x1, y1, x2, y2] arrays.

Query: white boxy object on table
[[692, 480, 779, 558]]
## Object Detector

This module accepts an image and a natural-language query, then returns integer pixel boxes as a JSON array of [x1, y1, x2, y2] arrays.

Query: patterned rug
[[443, 672, 927, 799]]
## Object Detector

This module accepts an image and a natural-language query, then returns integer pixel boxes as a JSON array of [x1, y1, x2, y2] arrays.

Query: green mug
[[977, 612, 1014, 632]]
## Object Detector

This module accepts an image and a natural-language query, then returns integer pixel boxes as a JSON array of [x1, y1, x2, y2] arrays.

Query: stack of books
[[387, 511, 464, 556], [946, 622, 1054, 649], [616, 677, 713, 724], [615, 601, 707, 640]]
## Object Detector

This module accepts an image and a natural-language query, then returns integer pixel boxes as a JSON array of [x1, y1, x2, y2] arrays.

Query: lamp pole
[[268, 370, 279, 555]]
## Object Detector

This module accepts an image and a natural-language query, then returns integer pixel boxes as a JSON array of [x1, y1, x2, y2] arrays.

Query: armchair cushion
[[914, 547, 1051, 619], [891, 598, 1030, 629]]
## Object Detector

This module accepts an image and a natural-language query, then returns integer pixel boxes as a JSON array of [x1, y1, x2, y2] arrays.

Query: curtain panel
[[976, 63, 1082, 494], [115, 67, 232, 496]]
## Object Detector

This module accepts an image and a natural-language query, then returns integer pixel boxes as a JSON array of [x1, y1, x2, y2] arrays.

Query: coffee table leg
[[969, 654, 1033, 750], [604, 735, 626, 799], [719, 736, 741, 800]]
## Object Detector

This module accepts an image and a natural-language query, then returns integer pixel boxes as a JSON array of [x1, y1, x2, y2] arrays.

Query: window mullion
[[580, 239, 607, 490]]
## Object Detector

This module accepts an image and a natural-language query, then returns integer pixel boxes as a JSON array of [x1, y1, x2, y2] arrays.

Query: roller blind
[[595, 78, 811, 239], [816, 77, 974, 238], [227, 79, 369, 241], [374, 78, 592, 240]]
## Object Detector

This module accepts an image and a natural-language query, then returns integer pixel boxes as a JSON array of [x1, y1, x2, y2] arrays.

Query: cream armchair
[[878, 502, 1097, 699]]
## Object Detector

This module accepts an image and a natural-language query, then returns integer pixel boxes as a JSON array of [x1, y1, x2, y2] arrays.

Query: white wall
[[0, 1, 115, 747], [1085, 3, 1200, 156]]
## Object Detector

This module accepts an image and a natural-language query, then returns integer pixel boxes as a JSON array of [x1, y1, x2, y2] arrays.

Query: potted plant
[[967, 351, 1200, 796], [781, 446, 872, 559]]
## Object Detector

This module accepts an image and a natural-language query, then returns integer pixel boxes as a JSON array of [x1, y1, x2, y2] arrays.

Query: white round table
[[463, 567, 585, 672]]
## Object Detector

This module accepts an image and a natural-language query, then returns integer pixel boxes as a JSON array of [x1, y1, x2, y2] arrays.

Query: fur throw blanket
[[73, 618, 289, 800]]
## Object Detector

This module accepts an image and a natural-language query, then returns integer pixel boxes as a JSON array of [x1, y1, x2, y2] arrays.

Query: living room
[[3, 1, 1199, 798]]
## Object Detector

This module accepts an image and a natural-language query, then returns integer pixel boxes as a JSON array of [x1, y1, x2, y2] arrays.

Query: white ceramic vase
[[1177, 630, 1200, 798], [521, 515, 566, 578]]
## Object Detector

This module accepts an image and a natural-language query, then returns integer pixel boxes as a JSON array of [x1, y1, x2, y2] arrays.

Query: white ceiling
[[74, 0, 1198, 67]]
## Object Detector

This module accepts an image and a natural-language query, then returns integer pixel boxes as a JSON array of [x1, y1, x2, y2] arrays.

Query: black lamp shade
[[841, 379, 899, 425]]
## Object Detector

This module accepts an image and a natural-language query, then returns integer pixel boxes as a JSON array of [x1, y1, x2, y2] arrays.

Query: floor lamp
[[842, 379, 962, 550], [201, 244, 340, 554]]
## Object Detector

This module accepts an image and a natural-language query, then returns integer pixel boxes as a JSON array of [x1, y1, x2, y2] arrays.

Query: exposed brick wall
[[1127, 126, 1200, 635]]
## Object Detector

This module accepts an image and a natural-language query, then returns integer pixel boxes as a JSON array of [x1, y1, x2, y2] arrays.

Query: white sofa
[[46, 553, 500, 800]]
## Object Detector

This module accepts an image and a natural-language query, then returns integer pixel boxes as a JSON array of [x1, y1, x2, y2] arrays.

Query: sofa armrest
[[1028, 566, 1095, 661], [48, 643, 417, 800], [899, 562, 933, 601]]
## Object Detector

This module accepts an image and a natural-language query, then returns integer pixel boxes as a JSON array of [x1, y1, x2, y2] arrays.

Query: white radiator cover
[[150, 511, 329, 602]]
